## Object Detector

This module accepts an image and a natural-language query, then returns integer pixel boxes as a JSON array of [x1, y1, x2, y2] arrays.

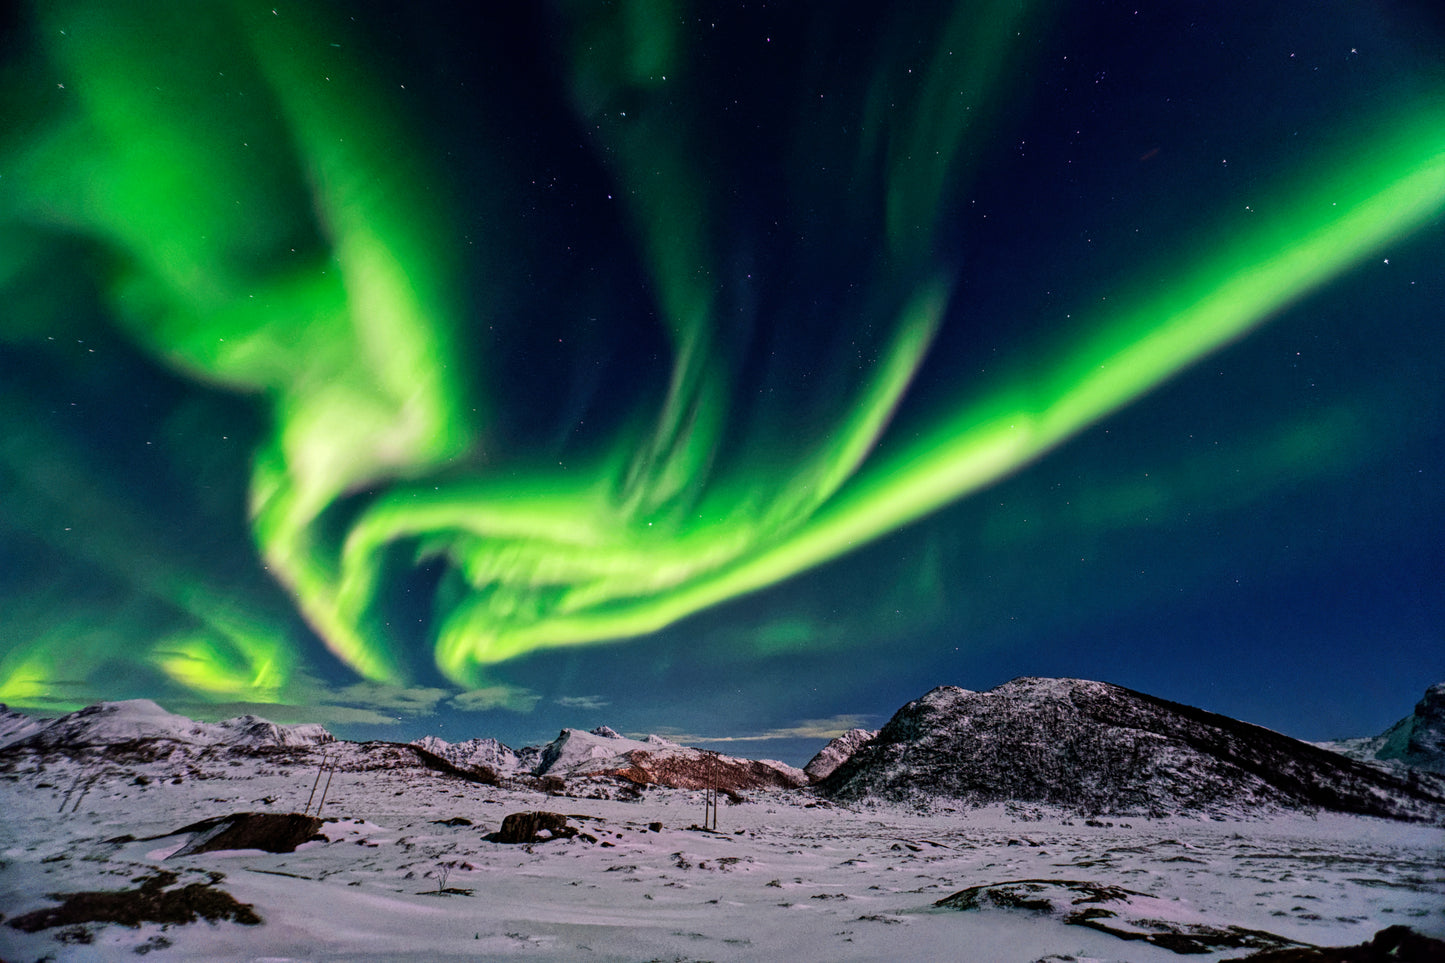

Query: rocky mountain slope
[[416, 725, 807, 791], [1317, 683, 1445, 774], [815, 678, 1445, 822], [803, 727, 876, 782], [0, 702, 804, 796]]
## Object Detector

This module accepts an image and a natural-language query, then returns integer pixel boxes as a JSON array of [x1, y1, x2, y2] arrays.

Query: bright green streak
[[4, 0, 474, 692], [5, 2, 1444, 699], [421, 121, 1445, 676]]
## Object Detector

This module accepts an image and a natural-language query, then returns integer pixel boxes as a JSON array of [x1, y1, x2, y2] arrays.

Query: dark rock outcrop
[[1223, 925, 1445, 962], [486, 811, 578, 844], [166, 812, 324, 857], [6, 869, 261, 933], [934, 878, 1307, 955], [817, 678, 1445, 821]]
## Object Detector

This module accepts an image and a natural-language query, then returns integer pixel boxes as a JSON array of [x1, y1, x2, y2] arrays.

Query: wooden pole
[[315, 761, 336, 818], [303, 756, 328, 815]]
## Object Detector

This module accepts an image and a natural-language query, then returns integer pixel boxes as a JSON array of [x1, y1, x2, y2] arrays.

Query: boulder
[[486, 811, 578, 844]]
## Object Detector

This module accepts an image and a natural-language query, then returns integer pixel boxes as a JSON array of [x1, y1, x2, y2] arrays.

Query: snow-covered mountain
[[815, 678, 1445, 822], [1316, 683, 1445, 774], [7, 680, 1443, 820], [415, 725, 807, 791], [803, 727, 876, 782], [411, 734, 521, 774], [0, 700, 333, 753]]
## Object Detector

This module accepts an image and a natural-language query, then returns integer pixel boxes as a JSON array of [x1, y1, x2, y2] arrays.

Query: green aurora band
[[2, 1, 1443, 705]]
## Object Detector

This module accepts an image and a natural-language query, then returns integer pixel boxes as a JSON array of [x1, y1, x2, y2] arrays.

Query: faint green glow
[[152, 628, 291, 701], [4, 2, 1443, 701]]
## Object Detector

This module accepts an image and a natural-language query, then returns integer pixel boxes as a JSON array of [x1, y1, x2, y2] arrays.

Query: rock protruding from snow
[[803, 728, 877, 782], [933, 878, 1309, 954], [0, 700, 333, 754], [167, 813, 325, 858], [816, 678, 1445, 822], [486, 811, 580, 844], [411, 735, 521, 774]]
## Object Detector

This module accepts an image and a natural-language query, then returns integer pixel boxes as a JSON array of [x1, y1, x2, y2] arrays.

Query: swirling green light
[[4, 1, 1443, 703]]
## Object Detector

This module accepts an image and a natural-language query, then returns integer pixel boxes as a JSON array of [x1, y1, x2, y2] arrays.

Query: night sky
[[2, 0, 1442, 765]]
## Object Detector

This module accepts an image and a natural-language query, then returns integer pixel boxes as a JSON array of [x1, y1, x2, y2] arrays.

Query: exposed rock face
[[1221, 925, 1445, 962], [935, 878, 1309, 955], [167, 812, 324, 857], [1377, 683, 1445, 773], [804, 728, 877, 782], [486, 811, 578, 844], [816, 678, 1445, 821], [1315, 683, 1445, 775]]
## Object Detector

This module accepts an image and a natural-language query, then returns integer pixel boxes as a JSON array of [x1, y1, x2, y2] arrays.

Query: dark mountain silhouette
[[816, 678, 1445, 822]]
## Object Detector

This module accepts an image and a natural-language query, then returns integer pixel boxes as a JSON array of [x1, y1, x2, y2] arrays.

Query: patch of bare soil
[[6, 869, 261, 933]]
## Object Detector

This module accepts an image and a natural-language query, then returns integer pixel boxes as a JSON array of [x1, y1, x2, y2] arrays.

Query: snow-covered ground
[[2, 746, 1442, 962]]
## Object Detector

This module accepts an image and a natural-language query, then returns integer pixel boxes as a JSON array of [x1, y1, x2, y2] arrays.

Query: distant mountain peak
[[1375, 682, 1445, 773], [0, 700, 333, 753], [1315, 682, 1445, 774]]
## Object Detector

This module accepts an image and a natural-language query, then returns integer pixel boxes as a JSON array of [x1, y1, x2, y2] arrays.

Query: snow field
[[2, 752, 1442, 962]]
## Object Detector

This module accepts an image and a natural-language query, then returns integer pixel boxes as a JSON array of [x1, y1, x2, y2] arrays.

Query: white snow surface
[[2, 738, 1442, 961]]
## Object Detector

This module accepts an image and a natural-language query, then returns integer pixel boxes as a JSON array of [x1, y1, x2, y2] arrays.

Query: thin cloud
[[450, 684, 542, 713], [555, 694, 610, 711], [328, 682, 451, 715], [664, 715, 877, 745]]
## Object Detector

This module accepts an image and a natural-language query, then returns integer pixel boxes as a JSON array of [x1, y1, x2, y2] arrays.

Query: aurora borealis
[[2, 1, 1442, 757]]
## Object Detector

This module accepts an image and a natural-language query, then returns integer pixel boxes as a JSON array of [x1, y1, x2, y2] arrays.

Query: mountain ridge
[[814, 677, 1445, 823], [5, 678, 1442, 821]]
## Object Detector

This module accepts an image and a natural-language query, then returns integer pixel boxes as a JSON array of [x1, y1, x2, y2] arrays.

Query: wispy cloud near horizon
[[658, 715, 877, 746], [555, 695, 610, 711]]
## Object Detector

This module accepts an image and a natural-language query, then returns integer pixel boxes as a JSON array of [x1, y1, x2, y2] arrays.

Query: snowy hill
[[0, 700, 333, 753], [816, 678, 1445, 822]]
